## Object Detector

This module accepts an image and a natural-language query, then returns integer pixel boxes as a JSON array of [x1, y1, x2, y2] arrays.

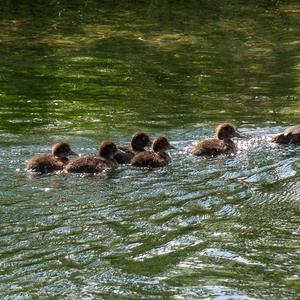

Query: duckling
[[271, 125, 300, 144], [115, 131, 151, 164], [192, 123, 241, 156], [131, 136, 175, 168], [26, 142, 78, 173], [65, 141, 118, 173]]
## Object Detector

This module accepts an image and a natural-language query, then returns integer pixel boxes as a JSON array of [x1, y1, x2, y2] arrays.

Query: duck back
[[272, 125, 300, 144], [131, 151, 170, 168], [114, 147, 135, 164], [26, 155, 66, 173], [192, 139, 236, 156], [65, 156, 117, 173]]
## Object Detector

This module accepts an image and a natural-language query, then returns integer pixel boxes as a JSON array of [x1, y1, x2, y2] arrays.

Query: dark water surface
[[1, 1, 300, 299]]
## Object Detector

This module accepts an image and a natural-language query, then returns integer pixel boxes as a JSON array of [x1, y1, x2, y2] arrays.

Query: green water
[[1, 1, 300, 299]]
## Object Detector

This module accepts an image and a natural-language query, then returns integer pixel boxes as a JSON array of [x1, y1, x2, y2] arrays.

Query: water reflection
[[1, 1, 300, 136]]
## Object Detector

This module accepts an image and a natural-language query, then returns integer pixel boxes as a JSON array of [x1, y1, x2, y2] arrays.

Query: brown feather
[[272, 125, 300, 144], [26, 155, 66, 172]]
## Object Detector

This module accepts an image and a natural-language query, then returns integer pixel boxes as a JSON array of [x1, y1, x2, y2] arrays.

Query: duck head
[[99, 141, 118, 159], [52, 142, 78, 158], [216, 123, 241, 140], [152, 136, 175, 152], [131, 131, 152, 151]]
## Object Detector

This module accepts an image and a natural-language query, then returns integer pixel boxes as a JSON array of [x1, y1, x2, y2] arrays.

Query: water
[[1, 1, 300, 299]]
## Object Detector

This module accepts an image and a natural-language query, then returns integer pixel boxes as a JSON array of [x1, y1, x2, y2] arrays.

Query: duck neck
[[223, 138, 233, 145], [131, 142, 144, 152], [55, 156, 68, 163], [158, 151, 171, 160], [103, 155, 118, 165]]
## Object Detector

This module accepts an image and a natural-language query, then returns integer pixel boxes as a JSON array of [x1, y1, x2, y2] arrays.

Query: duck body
[[192, 123, 241, 156], [271, 125, 300, 144], [65, 156, 116, 173], [131, 151, 171, 168], [26, 155, 66, 173], [26, 142, 77, 173], [192, 139, 236, 156], [114, 147, 135, 164], [65, 141, 118, 173], [131, 136, 174, 168], [114, 131, 151, 164]]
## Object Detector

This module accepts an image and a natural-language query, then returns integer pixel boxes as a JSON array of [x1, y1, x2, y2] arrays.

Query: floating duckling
[[26, 142, 77, 173], [115, 131, 151, 164], [131, 136, 175, 168], [65, 141, 118, 173], [192, 123, 241, 156], [271, 125, 300, 144]]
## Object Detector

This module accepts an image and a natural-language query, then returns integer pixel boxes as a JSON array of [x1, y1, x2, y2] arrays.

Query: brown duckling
[[131, 136, 175, 168], [271, 125, 300, 144], [115, 131, 151, 164], [65, 141, 118, 173], [26, 142, 78, 173], [192, 123, 241, 156]]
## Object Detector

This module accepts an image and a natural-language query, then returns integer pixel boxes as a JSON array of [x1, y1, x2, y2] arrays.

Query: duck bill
[[169, 144, 176, 150], [69, 150, 78, 156], [233, 131, 242, 138]]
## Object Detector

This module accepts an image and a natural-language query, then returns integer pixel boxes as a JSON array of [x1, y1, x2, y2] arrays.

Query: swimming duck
[[131, 136, 175, 168], [192, 123, 241, 156], [271, 125, 300, 144], [26, 142, 77, 173], [114, 131, 151, 164], [65, 141, 118, 173]]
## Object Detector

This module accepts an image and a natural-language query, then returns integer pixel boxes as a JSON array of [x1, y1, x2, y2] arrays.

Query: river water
[[0, 1, 300, 299]]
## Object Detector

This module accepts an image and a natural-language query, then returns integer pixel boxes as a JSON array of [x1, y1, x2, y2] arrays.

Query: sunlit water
[[1, 1, 300, 299], [1, 128, 299, 299]]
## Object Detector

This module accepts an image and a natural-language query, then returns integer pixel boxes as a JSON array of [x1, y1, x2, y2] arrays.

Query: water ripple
[[1, 126, 299, 299]]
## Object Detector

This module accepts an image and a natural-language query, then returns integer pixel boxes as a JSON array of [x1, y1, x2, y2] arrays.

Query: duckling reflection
[[65, 141, 118, 173], [115, 131, 151, 164], [131, 136, 175, 168], [271, 125, 300, 144], [192, 123, 241, 156], [26, 142, 77, 173]]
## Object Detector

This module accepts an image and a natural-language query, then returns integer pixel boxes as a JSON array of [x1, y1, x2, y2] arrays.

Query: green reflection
[[0, 0, 300, 135]]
